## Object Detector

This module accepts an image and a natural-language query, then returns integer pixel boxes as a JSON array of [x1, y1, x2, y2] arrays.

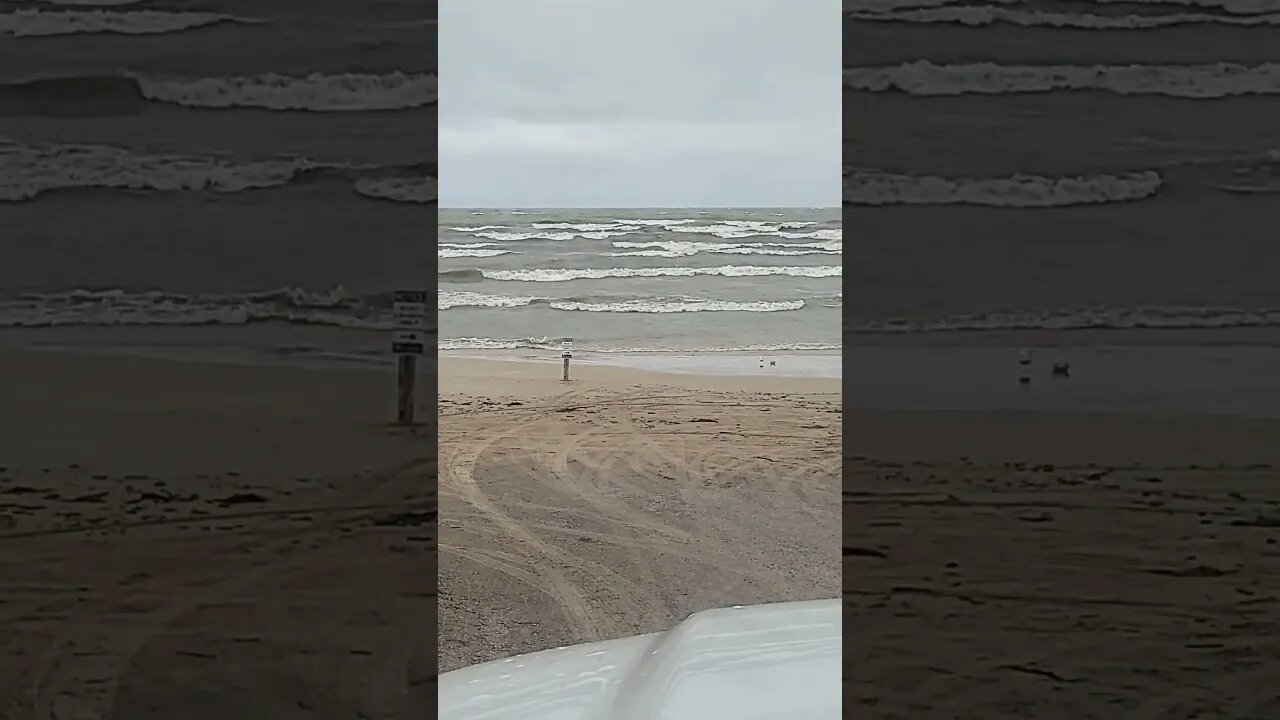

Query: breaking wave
[[848, 6, 1280, 29], [0, 138, 441, 202], [0, 8, 258, 36], [843, 168, 1163, 207], [1084, 0, 1280, 13], [439, 248, 514, 259], [474, 230, 639, 241], [845, 61, 1280, 98], [440, 219, 838, 243], [0, 71, 435, 115], [670, 222, 841, 241], [548, 299, 807, 313], [438, 337, 843, 352], [0, 139, 344, 201], [438, 291, 539, 310], [133, 71, 436, 111], [531, 222, 641, 232], [449, 266, 843, 282], [608, 240, 841, 258], [0, 287, 399, 330], [355, 177, 436, 203], [31, 0, 146, 5]]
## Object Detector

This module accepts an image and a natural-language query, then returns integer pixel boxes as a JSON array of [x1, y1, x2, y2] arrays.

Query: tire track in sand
[[440, 397, 608, 642], [440, 386, 843, 664], [15, 455, 431, 720]]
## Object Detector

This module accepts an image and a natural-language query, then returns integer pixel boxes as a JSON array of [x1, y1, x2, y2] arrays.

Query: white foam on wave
[[0, 139, 335, 201], [438, 336, 550, 350], [531, 222, 641, 232], [849, 6, 1280, 28], [549, 299, 807, 313], [447, 226, 510, 232], [438, 291, 539, 310], [780, 229, 842, 241], [848, 0, 1019, 10], [32, 0, 144, 5], [1089, 0, 1280, 13], [354, 177, 435, 203], [0, 286, 390, 330], [844, 168, 1164, 207], [0, 9, 256, 36], [614, 218, 699, 226], [609, 240, 841, 258], [440, 242, 501, 248], [132, 71, 436, 111], [845, 61, 1280, 98], [480, 266, 842, 282], [670, 223, 843, 241], [439, 248, 513, 259], [474, 230, 638, 241]]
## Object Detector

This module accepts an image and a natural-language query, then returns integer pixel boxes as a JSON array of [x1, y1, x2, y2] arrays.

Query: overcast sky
[[439, 0, 839, 208]]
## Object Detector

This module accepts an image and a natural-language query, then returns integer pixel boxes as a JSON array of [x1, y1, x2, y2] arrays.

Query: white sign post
[[561, 337, 573, 382], [392, 289, 427, 425]]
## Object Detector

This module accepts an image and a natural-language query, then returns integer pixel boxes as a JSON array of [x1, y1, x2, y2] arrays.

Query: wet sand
[[437, 357, 842, 672], [0, 349, 434, 720], [845, 409, 1280, 719]]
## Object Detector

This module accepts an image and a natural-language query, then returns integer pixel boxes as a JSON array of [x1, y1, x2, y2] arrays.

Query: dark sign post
[[392, 289, 427, 425], [561, 337, 573, 382]]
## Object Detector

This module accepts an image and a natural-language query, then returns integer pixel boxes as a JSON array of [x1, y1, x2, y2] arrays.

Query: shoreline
[[4, 341, 1278, 419], [437, 355, 841, 398], [438, 349, 842, 379]]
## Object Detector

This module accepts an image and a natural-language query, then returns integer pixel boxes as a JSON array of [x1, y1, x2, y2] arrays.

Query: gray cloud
[[440, 0, 839, 207]]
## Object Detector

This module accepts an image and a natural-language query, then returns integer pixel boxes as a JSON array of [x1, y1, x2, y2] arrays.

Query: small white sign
[[394, 302, 427, 319], [394, 315, 428, 330], [392, 289, 428, 355], [561, 337, 573, 358]]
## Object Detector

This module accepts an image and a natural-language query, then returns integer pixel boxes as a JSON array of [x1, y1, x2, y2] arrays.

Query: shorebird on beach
[[1018, 349, 1032, 366]]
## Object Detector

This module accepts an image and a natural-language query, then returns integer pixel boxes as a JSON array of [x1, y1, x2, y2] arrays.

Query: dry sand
[[437, 356, 842, 672], [845, 410, 1280, 719], [0, 350, 434, 720]]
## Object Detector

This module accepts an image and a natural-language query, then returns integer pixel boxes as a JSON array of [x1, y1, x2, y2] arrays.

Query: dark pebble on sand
[[844, 547, 887, 559], [1229, 515, 1280, 528], [213, 492, 267, 505]]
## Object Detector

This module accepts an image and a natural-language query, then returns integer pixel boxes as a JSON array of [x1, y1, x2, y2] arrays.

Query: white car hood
[[438, 598, 841, 720]]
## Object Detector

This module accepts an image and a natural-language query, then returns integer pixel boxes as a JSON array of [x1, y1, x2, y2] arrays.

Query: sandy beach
[[845, 408, 1280, 718], [0, 350, 434, 720], [437, 355, 842, 672]]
